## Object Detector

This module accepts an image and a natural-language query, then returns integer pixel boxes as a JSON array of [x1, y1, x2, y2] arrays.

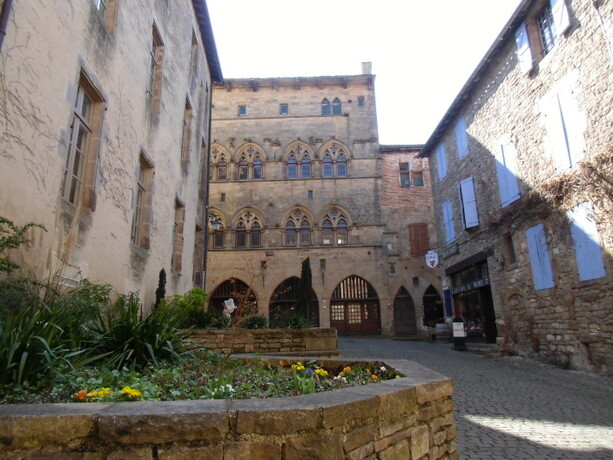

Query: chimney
[[361, 61, 372, 75]]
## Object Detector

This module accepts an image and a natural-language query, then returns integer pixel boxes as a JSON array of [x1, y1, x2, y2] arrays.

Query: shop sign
[[425, 250, 439, 268], [453, 322, 466, 338], [450, 276, 490, 295], [442, 244, 459, 260]]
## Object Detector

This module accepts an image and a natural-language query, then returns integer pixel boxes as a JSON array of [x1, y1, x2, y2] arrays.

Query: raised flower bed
[[0, 357, 457, 459]]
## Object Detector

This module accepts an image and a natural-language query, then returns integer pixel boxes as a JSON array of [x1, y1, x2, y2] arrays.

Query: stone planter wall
[[190, 327, 338, 355], [0, 358, 457, 459]]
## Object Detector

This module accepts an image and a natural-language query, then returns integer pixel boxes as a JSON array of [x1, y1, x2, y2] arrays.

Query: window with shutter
[[515, 23, 533, 74], [567, 202, 606, 281], [455, 117, 469, 158], [459, 177, 479, 228], [551, 0, 571, 36], [525, 224, 555, 290], [442, 200, 455, 245], [436, 143, 448, 180], [408, 223, 429, 258], [495, 138, 521, 207]]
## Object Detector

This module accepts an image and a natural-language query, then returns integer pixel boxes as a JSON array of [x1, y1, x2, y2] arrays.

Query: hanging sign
[[425, 250, 439, 268]]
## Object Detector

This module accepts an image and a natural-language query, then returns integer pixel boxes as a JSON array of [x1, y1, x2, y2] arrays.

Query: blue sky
[[206, 0, 522, 144]]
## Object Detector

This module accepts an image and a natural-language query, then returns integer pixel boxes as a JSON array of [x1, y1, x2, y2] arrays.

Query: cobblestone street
[[339, 338, 613, 459]]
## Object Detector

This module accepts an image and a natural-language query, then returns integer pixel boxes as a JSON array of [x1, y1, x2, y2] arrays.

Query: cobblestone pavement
[[338, 337, 613, 460]]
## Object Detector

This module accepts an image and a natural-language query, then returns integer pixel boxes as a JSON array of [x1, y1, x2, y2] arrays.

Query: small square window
[[279, 103, 288, 115], [320, 259, 326, 270], [357, 96, 365, 107], [503, 233, 517, 265], [260, 260, 267, 269], [220, 193, 226, 202], [238, 105, 246, 116], [308, 190, 313, 200], [413, 171, 424, 187], [399, 162, 409, 172], [389, 263, 396, 276], [412, 277, 420, 286], [400, 174, 410, 188]]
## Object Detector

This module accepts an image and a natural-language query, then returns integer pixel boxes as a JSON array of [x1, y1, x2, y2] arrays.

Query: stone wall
[[0, 358, 457, 460], [190, 328, 338, 355]]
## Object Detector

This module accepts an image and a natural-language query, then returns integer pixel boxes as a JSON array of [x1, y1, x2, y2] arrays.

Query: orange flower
[[278, 360, 286, 367], [74, 390, 88, 400], [371, 375, 378, 380]]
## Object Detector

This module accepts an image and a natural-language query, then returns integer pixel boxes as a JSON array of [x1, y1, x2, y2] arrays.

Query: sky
[[206, 0, 522, 144]]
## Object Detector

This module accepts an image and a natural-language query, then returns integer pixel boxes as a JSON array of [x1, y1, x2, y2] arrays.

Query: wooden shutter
[[567, 202, 606, 281], [436, 143, 448, 179], [557, 87, 585, 165], [455, 117, 469, 158], [495, 139, 521, 207], [409, 223, 429, 258], [525, 224, 555, 290], [459, 177, 479, 228], [515, 23, 533, 75], [551, 0, 571, 36], [442, 200, 455, 244], [544, 92, 572, 170]]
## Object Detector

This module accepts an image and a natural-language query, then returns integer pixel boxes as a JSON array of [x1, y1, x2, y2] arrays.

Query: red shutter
[[409, 223, 429, 258]]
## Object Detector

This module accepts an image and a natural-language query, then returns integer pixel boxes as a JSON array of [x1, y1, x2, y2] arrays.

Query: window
[[181, 99, 192, 163], [287, 156, 298, 179], [235, 211, 262, 248], [455, 117, 469, 158], [94, 0, 107, 15], [211, 146, 230, 181], [412, 277, 420, 287], [525, 224, 555, 289], [336, 154, 347, 177], [442, 200, 455, 245], [399, 162, 410, 188], [567, 202, 606, 281], [235, 221, 247, 248], [515, 0, 570, 74], [321, 208, 349, 246], [93, 0, 117, 31], [389, 264, 396, 276], [320, 259, 326, 270], [495, 138, 521, 207], [300, 220, 311, 246], [459, 177, 479, 228], [62, 73, 104, 209], [502, 232, 517, 265], [357, 96, 365, 107], [321, 99, 331, 116], [332, 98, 342, 115], [285, 221, 297, 247], [412, 171, 424, 187], [286, 145, 313, 179], [408, 223, 429, 258], [543, 84, 585, 170], [149, 25, 164, 113], [253, 156, 263, 179], [279, 103, 288, 115], [285, 210, 311, 247], [220, 193, 226, 202], [172, 199, 185, 271], [217, 160, 227, 180], [322, 155, 333, 178], [238, 105, 246, 116], [301, 156, 312, 178], [321, 142, 349, 178], [238, 158, 248, 180], [307, 190, 313, 200], [251, 222, 262, 247], [436, 143, 448, 180], [209, 213, 225, 249], [130, 153, 154, 249], [193, 225, 204, 286], [189, 31, 199, 88]]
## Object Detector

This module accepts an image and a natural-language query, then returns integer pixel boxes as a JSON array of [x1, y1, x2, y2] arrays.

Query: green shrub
[[270, 313, 311, 329], [241, 314, 268, 330], [196, 309, 231, 329], [166, 288, 209, 328]]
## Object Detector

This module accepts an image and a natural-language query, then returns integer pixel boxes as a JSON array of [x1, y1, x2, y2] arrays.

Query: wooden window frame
[[130, 152, 154, 249], [171, 199, 186, 272], [149, 24, 165, 113]]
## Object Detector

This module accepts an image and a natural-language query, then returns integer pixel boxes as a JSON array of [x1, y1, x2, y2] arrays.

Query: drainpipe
[[200, 84, 214, 291], [0, 0, 15, 52]]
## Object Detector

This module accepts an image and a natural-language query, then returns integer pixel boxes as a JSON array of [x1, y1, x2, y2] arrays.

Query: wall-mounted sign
[[442, 244, 459, 260], [425, 250, 439, 268], [450, 276, 490, 295]]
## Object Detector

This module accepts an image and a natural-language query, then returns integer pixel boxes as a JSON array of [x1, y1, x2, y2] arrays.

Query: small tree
[[297, 257, 313, 324], [154, 268, 166, 309], [0, 217, 45, 275]]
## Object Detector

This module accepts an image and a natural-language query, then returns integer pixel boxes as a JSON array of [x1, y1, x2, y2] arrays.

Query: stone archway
[[269, 276, 319, 327], [422, 285, 443, 328], [330, 275, 381, 336], [209, 278, 257, 314], [393, 286, 417, 335]]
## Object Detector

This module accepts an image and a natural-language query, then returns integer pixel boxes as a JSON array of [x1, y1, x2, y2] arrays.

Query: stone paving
[[338, 337, 613, 460]]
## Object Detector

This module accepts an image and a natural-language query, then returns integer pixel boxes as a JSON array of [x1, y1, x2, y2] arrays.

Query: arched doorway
[[209, 278, 257, 315], [422, 285, 443, 328], [330, 275, 381, 336], [269, 277, 320, 327], [393, 286, 416, 335]]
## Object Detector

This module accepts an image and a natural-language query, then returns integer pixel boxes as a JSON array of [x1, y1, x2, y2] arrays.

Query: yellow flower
[[121, 386, 142, 398], [87, 387, 113, 398], [314, 369, 328, 376], [343, 366, 352, 373]]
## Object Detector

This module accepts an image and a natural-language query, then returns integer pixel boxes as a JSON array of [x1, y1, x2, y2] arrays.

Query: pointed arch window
[[285, 210, 311, 246], [286, 146, 313, 179], [321, 209, 350, 246], [238, 157, 248, 181], [250, 221, 262, 247], [321, 143, 349, 178], [287, 155, 298, 179], [321, 98, 331, 116], [253, 156, 263, 180], [322, 155, 333, 178], [209, 212, 225, 249], [336, 153, 347, 177], [322, 219, 334, 245], [285, 221, 297, 247], [235, 220, 247, 248], [337, 218, 348, 245], [235, 211, 262, 248], [301, 156, 312, 178], [332, 98, 342, 115], [300, 219, 311, 246]]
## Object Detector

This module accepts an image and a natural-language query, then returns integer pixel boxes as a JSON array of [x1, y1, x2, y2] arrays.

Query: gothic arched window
[[332, 98, 342, 115], [321, 98, 331, 116]]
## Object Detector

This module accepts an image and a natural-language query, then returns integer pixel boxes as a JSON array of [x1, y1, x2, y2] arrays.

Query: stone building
[[206, 64, 442, 336], [0, 0, 222, 306], [419, 0, 612, 372]]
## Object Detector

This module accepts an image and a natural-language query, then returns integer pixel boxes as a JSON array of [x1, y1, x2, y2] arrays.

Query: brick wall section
[[0, 358, 457, 460], [380, 152, 433, 209], [190, 328, 338, 354], [422, 0, 612, 372]]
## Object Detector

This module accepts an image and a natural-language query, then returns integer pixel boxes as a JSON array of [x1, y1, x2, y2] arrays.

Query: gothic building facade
[[206, 64, 442, 336]]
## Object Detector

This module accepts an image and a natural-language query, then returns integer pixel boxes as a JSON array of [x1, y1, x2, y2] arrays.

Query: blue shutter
[[568, 202, 606, 281], [442, 200, 455, 244], [436, 143, 448, 179], [525, 224, 555, 290], [455, 117, 469, 158], [551, 0, 571, 36], [515, 23, 533, 74], [495, 139, 521, 207], [459, 177, 479, 228]]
